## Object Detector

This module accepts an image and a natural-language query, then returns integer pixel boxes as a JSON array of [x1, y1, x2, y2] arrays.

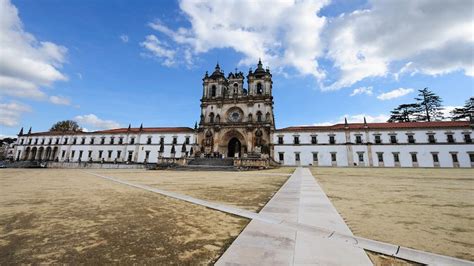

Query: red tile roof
[[95, 127, 194, 134], [26, 127, 194, 136], [276, 121, 471, 132]]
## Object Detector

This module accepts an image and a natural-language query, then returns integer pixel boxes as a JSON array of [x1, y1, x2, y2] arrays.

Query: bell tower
[[197, 60, 275, 159]]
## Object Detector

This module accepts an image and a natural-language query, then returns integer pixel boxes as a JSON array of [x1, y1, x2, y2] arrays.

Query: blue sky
[[1, 0, 473, 137]]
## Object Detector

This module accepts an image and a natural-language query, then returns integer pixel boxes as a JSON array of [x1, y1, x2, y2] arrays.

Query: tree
[[450, 97, 473, 121], [388, 103, 419, 122], [50, 120, 82, 132], [0, 138, 17, 146], [414, 88, 443, 121]]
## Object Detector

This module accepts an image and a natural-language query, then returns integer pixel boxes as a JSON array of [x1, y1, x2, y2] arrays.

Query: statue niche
[[255, 129, 263, 147], [204, 130, 213, 147]]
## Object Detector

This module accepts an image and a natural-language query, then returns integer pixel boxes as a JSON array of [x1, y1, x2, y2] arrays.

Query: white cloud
[[350, 86, 373, 96], [74, 114, 120, 130], [0, 0, 68, 99], [377, 88, 414, 101], [140, 35, 176, 66], [0, 101, 31, 127], [49, 95, 71, 105], [119, 34, 129, 43], [145, 0, 329, 77], [146, 0, 473, 90], [313, 113, 389, 126], [323, 0, 474, 90]]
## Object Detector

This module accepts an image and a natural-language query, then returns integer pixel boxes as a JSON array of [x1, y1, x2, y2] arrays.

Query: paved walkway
[[216, 168, 372, 265], [82, 169, 473, 266]]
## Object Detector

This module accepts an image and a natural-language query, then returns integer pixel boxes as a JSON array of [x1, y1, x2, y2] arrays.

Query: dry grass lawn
[[0, 168, 291, 264], [311, 167, 474, 261], [93, 167, 293, 212]]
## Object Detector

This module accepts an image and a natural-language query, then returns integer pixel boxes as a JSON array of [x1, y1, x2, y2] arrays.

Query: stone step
[[188, 158, 234, 166]]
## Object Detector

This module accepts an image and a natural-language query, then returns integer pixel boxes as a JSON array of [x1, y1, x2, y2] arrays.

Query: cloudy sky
[[0, 0, 473, 136]]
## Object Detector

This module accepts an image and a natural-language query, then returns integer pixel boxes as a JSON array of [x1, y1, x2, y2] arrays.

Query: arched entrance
[[228, 138, 241, 158]]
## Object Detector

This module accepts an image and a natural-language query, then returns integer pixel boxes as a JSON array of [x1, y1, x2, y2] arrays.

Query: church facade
[[11, 61, 474, 168], [197, 61, 274, 159]]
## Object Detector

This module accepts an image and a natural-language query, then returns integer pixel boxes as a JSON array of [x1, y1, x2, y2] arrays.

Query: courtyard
[[0, 168, 290, 264], [311, 167, 474, 261], [0, 167, 472, 264]]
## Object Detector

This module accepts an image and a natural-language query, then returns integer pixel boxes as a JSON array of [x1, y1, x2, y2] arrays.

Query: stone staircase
[[187, 158, 234, 166], [177, 158, 237, 171]]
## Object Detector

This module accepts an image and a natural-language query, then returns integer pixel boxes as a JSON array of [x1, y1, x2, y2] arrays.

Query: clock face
[[228, 108, 243, 122]]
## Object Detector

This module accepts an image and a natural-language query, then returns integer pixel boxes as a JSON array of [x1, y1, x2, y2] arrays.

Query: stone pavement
[[216, 167, 373, 265]]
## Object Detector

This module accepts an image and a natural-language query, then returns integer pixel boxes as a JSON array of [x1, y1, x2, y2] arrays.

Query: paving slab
[[216, 167, 373, 266]]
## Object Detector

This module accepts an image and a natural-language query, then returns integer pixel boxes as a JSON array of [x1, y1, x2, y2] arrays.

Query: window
[[56, 138, 60, 144], [130, 137, 135, 144], [70, 150, 75, 159], [355, 135, 362, 144], [100, 138, 105, 145], [172, 137, 178, 144], [233, 83, 238, 95], [257, 111, 263, 122], [147, 137, 152, 145], [64, 138, 68, 145], [469, 153, 474, 163], [293, 136, 300, 145], [185, 137, 190, 145], [35, 138, 38, 145], [118, 137, 123, 144], [464, 133, 472, 143], [41, 138, 45, 145], [28, 139, 32, 145], [451, 153, 458, 163], [295, 153, 300, 162], [329, 135, 336, 144], [20, 139, 24, 145], [393, 153, 400, 163], [108, 150, 113, 158], [313, 152, 318, 162], [110, 137, 115, 144], [98, 150, 103, 159], [89, 137, 94, 144], [278, 136, 284, 144], [160, 137, 165, 144], [81, 137, 86, 145], [447, 134, 454, 143], [48, 138, 52, 145], [428, 134, 436, 143], [209, 112, 215, 123], [72, 138, 77, 145], [117, 151, 121, 159], [390, 135, 397, 144], [211, 85, 217, 97], [331, 153, 337, 162], [407, 135, 415, 144], [411, 153, 418, 163], [358, 152, 364, 162], [311, 136, 317, 144], [377, 152, 384, 163], [256, 83, 263, 94], [432, 153, 439, 163], [88, 150, 92, 158], [145, 151, 150, 161], [279, 152, 284, 162], [78, 150, 83, 160], [127, 151, 133, 161]]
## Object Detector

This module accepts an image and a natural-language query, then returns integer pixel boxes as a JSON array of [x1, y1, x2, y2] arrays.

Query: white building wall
[[13, 125, 473, 168], [273, 127, 474, 168], [14, 131, 196, 164]]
